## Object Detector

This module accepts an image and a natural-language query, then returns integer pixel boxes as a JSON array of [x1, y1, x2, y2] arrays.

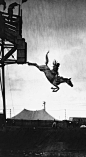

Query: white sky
[[0, 0, 86, 120]]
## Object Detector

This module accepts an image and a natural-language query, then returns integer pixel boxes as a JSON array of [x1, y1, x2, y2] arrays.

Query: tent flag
[[0, 0, 6, 10], [22, 0, 28, 3]]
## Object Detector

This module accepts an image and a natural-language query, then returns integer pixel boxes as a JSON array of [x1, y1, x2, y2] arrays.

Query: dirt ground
[[0, 127, 86, 156]]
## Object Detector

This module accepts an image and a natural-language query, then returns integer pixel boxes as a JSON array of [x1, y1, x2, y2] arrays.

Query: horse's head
[[67, 78, 73, 87], [53, 60, 60, 72]]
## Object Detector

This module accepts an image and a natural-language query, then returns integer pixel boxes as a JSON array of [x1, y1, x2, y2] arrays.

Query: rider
[[45, 51, 60, 77], [52, 60, 60, 76]]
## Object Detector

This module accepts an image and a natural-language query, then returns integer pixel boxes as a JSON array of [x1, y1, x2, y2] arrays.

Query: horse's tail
[[66, 78, 73, 87], [45, 51, 49, 65]]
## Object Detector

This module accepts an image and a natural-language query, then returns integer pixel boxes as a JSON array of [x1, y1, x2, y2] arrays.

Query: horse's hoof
[[52, 90, 57, 92], [52, 89, 58, 92], [51, 87, 54, 89]]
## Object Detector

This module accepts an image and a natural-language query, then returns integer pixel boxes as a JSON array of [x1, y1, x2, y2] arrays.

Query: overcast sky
[[0, 0, 86, 119]]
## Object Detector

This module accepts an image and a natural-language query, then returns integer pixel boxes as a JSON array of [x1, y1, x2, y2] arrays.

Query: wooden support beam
[[0, 46, 17, 63]]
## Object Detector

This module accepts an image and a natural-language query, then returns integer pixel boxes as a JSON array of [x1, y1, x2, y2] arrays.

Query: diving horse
[[27, 51, 73, 92]]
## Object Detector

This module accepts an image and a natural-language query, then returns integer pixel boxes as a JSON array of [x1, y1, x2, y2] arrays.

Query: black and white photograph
[[0, 0, 86, 156]]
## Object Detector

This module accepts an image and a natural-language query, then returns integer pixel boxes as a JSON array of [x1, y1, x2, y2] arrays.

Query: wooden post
[[10, 109, 11, 118], [1, 40, 6, 121]]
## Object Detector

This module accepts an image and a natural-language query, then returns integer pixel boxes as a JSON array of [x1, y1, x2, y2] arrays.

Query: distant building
[[69, 117, 86, 124]]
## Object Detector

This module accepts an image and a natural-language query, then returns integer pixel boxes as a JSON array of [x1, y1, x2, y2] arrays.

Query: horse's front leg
[[51, 79, 60, 92], [51, 86, 59, 92]]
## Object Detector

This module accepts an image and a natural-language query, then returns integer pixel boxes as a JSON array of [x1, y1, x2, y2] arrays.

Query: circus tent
[[12, 109, 55, 120]]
